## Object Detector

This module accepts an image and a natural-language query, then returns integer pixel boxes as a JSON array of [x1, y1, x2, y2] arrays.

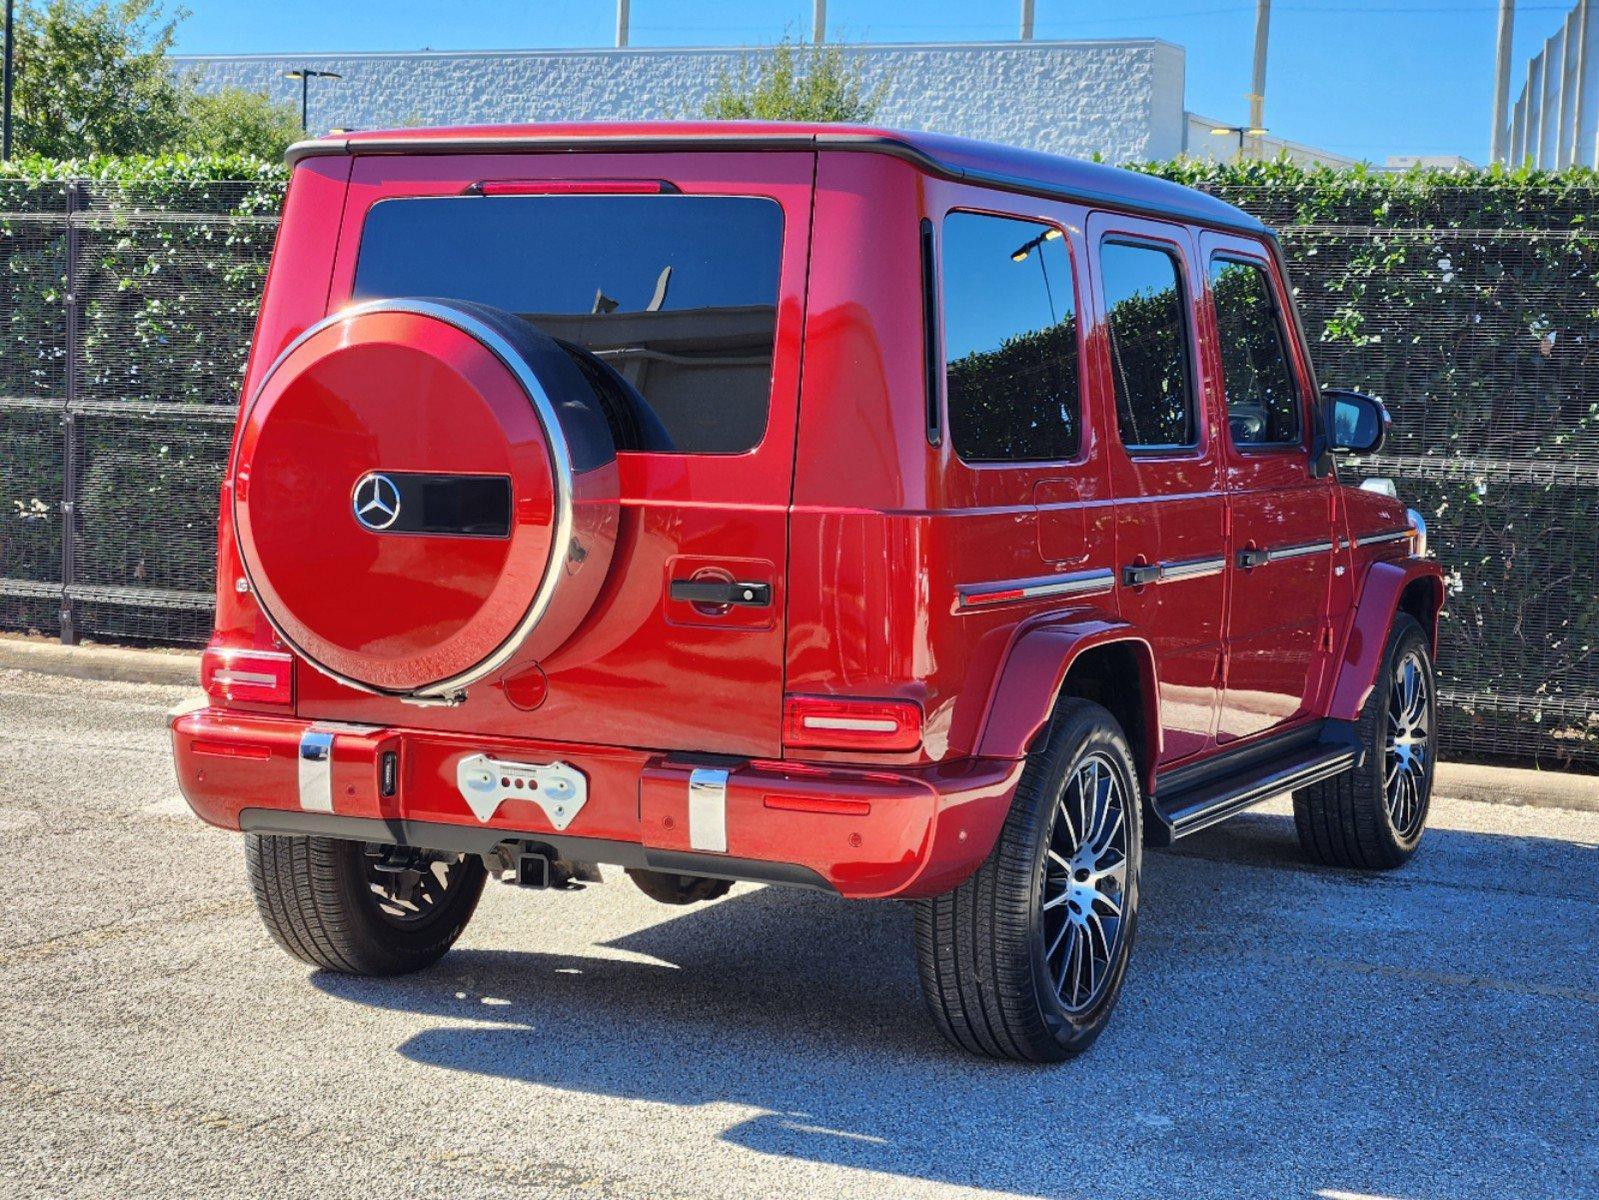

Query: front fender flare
[[1329, 557, 1444, 722], [975, 613, 1160, 794]]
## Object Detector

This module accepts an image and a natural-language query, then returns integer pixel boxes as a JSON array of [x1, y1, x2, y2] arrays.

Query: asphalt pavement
[[2, 666, 1595, 1200]]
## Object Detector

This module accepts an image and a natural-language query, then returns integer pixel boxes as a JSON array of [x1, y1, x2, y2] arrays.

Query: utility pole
[[3, 0, 14, 161], [1248, 0, 1271, 160], [813, 0, 826, 44], [616, 0, 629, 48], [1491, 0, 1516, 163], [1021, 0, 1035, 41]]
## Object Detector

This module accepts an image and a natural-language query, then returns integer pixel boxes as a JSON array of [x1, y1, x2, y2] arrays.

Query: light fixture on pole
[[283, 68, 343, 134], [1211, 124, 1269, 161], [1009, 227, 1064, 324]]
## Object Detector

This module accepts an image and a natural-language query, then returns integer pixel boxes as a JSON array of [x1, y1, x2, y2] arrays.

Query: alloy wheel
[[1040, 752, 1130, 1014], [1384, 648, 1432, 841]]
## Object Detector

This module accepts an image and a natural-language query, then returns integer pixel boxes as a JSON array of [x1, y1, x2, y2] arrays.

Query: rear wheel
[[914, 699, 1142, 1062], [245, 834, 486, 975], [1294, 613, 1435, 869]]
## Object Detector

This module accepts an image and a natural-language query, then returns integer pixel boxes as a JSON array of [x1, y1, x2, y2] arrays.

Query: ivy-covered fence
[[1147, 162, 1599, 766], [0, 157, 1595, 766], [0, 156, 284, 644]]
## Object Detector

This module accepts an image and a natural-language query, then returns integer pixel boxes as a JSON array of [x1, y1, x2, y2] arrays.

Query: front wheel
[[245, 834, 486, 975], [914, 698, 1143, 1062], [1294, 613, 1436, 869]]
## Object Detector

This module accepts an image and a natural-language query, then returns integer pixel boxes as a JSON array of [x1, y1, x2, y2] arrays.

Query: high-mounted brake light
[[783, 696, 923, 752], [200, 646, 293, 707], [465, 178, 680, 196]]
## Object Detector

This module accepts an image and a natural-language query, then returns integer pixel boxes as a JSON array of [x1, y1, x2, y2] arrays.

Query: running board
[[1148, 723, 1360, 844]]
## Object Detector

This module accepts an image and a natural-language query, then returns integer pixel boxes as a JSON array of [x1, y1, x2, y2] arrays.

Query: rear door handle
[[669, 579, 772, 607], [1237, 547, 1270, 570], [1122, 563, 1161, 588]]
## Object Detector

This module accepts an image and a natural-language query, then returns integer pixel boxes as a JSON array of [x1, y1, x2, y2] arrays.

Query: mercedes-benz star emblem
[[352, 472, 401, 531]]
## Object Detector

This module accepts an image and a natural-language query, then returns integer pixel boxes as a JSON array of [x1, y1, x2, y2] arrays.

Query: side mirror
[[1322, 388, 1390, 456]]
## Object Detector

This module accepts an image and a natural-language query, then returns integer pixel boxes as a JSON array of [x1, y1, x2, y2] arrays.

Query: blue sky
[[174, 2, 1584, 164]]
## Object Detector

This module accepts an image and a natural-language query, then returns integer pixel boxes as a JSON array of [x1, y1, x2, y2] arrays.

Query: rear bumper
[[169, 705, 1022, 899]]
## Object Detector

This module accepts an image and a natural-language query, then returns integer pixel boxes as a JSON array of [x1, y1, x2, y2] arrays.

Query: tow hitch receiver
[[493, 841, 603, 891]]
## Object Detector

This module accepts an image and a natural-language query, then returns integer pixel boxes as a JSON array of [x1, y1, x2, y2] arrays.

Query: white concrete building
[[174, 39, 1355, 167]]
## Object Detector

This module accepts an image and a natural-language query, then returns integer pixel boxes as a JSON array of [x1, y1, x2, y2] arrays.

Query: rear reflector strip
[[763, 793, 872, 817]]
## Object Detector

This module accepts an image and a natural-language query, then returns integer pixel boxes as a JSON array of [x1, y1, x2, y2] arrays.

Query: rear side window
[[1209, 256, 1301, 447], [1100, 241, 1195, 450], [941, 211, 1080, 463], [352, 195, 784, 454]]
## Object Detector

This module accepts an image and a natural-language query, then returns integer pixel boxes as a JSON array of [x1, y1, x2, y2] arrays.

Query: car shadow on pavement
[[313, 811, 1598, 1199]]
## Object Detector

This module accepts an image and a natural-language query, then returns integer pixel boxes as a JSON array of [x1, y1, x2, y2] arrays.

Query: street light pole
[[1248, 0, 1271, 161], [1491, 0, 1516, 163], [283, 68, 342, 134], [3, 0, 15, 161]]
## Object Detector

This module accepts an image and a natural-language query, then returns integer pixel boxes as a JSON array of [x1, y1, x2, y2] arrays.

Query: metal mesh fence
[[0, 174, 1596, 767], [0, 178, 281, 646]]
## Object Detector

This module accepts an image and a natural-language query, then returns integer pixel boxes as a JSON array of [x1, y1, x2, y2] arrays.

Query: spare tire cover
[[233, 298, 619, 697]]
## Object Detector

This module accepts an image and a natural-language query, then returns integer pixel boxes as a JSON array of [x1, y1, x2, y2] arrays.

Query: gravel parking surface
[[2, 667, 1596, 1200]]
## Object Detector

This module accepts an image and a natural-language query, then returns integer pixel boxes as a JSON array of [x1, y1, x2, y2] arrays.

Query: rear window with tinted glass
[[351, 195, 784, 454]]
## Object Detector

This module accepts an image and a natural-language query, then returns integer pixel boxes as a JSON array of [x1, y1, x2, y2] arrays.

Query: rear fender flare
[[976, 613, 1161, 795], [1329, 558, 1444, 722]]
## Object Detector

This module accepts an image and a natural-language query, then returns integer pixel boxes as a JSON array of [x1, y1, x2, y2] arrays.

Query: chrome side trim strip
[[297, 729, 335, 813], [688, 768, 729, 854], [1155, 556, 1226, 583], [1354, 527, 1414, 548], [957, 567, 1116, 610], [1266, 539, 1335, 562]]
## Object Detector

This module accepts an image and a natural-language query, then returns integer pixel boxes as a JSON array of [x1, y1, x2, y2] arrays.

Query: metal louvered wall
[[1, 176, 1596, 767]]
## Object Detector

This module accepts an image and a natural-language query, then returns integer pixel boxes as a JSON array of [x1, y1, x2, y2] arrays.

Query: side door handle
[[1122, 563, 1161, 588], [1236, 547, 1270, 570], [669, 579, 773, 608]]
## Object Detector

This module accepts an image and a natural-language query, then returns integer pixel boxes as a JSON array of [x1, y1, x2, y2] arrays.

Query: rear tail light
[[200, 646, 293, 707], [783, 695, 923, 753]]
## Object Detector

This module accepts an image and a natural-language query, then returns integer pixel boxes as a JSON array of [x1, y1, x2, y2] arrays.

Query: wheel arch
[[976, 616, 1160, 796], [1329, 557, 1444, 722]]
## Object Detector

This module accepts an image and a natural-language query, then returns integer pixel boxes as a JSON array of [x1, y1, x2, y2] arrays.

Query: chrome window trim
[[956, 567, 1116, 610]]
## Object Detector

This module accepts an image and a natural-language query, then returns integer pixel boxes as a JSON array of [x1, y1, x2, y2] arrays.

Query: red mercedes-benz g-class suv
[[170, 122, 1442, 1061]]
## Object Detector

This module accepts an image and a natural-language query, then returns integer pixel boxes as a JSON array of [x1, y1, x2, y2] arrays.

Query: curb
[[0, 636, 199, 689], [1433, 761, 1599, 815]]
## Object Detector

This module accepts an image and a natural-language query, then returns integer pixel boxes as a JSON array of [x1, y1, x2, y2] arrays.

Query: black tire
[[1294, 613, 1436, 870], [244, 834, 486, 975], [914, 699, 1143, 1062]]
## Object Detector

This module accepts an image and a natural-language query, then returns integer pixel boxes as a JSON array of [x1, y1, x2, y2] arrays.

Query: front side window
[[352, 194, 784, 454], [941, 211, 1080, 463], [1100, 240, 1195, 450], [1209, 257, 1301, 446]]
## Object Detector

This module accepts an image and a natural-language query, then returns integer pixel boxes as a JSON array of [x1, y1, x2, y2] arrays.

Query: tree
[[10, 0, 185, 158], [700, 37, 887, 124], [178, 86, 301, 160]]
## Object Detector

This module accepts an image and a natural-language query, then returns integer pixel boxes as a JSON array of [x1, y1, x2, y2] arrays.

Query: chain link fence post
[[58, 177, 84, 645]]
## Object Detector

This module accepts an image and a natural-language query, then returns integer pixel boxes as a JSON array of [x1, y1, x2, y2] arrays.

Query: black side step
[[1148, 721, 1361, 844]]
